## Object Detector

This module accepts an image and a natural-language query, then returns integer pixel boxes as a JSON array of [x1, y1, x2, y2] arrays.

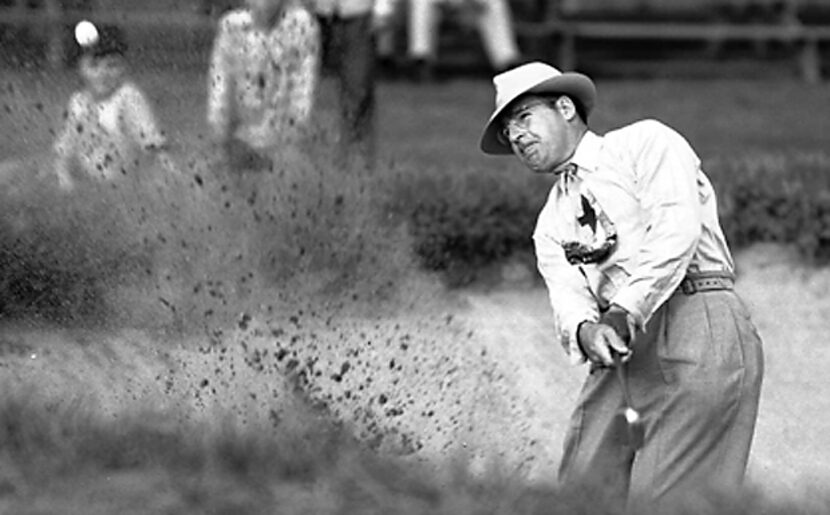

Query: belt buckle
[[680, 278, 696, 295]]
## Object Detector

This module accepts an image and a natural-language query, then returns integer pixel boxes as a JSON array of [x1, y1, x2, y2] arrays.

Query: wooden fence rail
[[513, 0, 830, 83], [515, 19, 829, 83], [2, 3, 829, 81]]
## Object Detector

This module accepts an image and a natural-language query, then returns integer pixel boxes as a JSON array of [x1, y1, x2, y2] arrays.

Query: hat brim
[[479, 73, 596, 155]]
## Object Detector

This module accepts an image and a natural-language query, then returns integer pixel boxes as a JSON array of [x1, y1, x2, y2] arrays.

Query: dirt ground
[[2, 242, 829, 507]]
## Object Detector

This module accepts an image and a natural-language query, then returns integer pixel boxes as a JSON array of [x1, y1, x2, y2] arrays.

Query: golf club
[[614, 354, 644, 448]]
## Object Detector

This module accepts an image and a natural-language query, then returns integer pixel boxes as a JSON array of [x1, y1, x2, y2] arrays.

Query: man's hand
[[577, 321, 631, 368], [600, 305, 632, 346]]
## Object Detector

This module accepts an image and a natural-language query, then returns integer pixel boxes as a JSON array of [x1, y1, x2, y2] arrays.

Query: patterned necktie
[[558, 164, 618, 265]]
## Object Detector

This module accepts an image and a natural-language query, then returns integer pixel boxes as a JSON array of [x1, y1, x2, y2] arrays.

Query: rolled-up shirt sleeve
[[534, 225, 599, 366], [610, 120, 702, 327]]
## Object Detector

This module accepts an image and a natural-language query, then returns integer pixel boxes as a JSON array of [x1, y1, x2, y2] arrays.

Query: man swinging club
[[479, 62, 764, 513]]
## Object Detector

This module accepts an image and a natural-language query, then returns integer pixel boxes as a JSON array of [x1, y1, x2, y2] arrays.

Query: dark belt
[[679, 271, 735, 295]]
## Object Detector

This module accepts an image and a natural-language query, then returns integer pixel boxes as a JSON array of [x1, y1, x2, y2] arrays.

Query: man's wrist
[[576, 320, 593, 356], [601, 305, 633, 346]]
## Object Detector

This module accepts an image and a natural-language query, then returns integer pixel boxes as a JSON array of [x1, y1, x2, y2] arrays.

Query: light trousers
[[558, 288, 764, 514], [407, 0, 520, 69]]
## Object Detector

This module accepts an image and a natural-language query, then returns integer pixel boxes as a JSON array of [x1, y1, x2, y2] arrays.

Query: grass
[[3, 58, 830, 513], [1, 394, 828, 515], [2, 394, 829, 514]]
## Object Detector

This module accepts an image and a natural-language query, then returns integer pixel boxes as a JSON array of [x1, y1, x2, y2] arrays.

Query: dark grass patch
[[708, 152, 830, 264], [1, 393, 829, 515]]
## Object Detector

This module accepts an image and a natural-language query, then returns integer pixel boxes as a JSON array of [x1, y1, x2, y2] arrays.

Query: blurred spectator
[[207, 0, 320, 172], [53, 21, 179, 191], [313, 0, 397, 164], [407, 0, 522, 80], [374, 0, 406, 79]]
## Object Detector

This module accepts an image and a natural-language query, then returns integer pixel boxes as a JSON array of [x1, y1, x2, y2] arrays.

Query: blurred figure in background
[[313, 0, 397, 165], [53, 21, 179, 191], [51, 20, 188, 321], [373, 0, 406, 79], [407, 0, 522, 81], [207, 0, 320, 173]]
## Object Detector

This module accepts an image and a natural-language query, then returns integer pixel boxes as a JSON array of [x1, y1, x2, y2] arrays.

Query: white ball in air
[[75, 20, 99, 47]]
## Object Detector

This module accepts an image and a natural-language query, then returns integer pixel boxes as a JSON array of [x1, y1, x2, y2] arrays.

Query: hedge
[[3, 151, 829, 324], [397, 152, 830, 284]]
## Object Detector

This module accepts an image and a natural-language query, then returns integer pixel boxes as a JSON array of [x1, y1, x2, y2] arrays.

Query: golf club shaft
[[614, 355, 635, 409]]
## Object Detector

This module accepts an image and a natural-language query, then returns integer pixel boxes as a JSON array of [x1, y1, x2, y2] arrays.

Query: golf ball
[[625, 407, 640, 424], [75, 20, 99, 47]]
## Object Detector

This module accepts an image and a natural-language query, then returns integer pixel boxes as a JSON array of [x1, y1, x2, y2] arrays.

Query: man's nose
[[508, 129, 527, 146]]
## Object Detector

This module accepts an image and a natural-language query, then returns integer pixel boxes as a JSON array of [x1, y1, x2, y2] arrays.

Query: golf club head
[[624, 408, 645, 449]]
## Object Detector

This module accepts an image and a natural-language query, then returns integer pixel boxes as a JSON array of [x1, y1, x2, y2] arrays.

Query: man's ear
[[555, 96, 578, 122]]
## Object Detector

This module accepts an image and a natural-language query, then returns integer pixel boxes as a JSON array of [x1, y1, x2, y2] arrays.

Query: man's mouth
[[520, 143, 537, 158]]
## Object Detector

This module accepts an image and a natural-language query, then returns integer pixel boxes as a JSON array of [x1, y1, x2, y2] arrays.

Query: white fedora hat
[[479, 62, 597, 155]]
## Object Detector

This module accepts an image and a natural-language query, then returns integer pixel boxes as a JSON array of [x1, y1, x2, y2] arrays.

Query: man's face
[[79, 55, 125, 99], [500, 95, 578, 173]]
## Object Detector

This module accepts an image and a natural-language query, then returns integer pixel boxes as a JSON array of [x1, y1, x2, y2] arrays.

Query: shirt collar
[[553, 130, 602, 175]]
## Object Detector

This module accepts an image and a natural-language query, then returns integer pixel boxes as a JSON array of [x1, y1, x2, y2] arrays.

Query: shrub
[[397, 152, 830, 285], [0, 146, 423, 330], [707, 152, 830, 264], [391, 167, 549, 286], [0, 167, 151, 325]]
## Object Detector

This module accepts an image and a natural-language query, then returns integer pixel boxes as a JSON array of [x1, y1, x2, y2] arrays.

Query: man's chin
[[522, 159, 550, 174]]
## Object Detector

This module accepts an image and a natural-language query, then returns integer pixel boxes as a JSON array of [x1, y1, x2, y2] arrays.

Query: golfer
[[480, 62, 764, 512]]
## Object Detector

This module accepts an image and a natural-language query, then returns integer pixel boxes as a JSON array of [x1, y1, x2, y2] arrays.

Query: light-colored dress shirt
[[207, 3, 319, 151], [533, 119, 734, 365], [54, 81, 167, 180]]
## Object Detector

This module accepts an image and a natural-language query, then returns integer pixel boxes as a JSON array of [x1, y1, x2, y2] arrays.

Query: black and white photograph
[[1, 0, 829, 513]]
